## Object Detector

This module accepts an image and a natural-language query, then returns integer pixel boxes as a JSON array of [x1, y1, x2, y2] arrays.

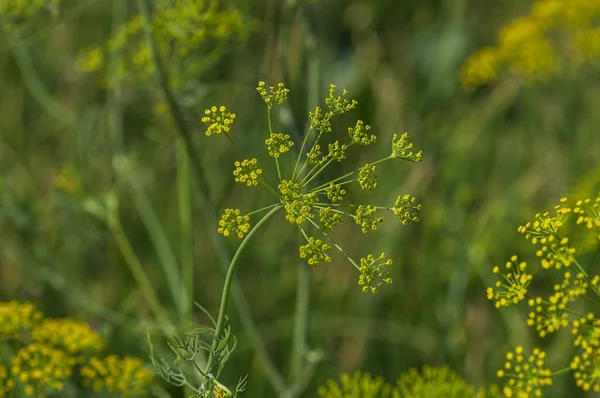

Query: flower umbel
[[208, 82, 421, 295], [299, 237, 332, 266], [487, 255, 532, 308], [81, 355, 154, 396], [202, 106, 236, 136], [391, 132, 423, 162], [0, 300, 42, 339], [358, 253, 393, 293], [497, 346, 553, 397], [233, 158, 263, 187], [256, 81, 290, 108], [218, 209, 250, 238]]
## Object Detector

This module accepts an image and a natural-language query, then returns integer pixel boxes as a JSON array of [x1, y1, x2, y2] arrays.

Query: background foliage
[[1, 0, 599, 396]]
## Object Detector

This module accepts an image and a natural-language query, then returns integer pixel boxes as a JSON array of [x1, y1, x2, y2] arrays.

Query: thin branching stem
[[203, 206, 283, 380]]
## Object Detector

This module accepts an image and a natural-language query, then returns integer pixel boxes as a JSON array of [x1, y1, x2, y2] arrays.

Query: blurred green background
[[1, 0, 599, 396]]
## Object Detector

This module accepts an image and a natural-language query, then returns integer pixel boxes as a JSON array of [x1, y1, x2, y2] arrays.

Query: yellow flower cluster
[[209, 82, 422, 294], [0, 0, 63, 31], [0, 300, 42, 339], [233, 158, 263, 187], [358, 253, 392, 293], [0, 300, 155, 397], [31, 318, 105, 358], [257, 81, 290, 108], [461, 0, 600, 90], [318, 367, 498, 398], [11, 343, 75, 396], [397, 365, 497, 397], [299, 237, 332, 266], [202, 105, 236, 136], [487, 255, 532, 308], [265, 133, 294, 158], [497, 346, 552, 397], [488, 192, 600, 395], [217, 208, 250, 238], [81, 355, 154, 396], [76, 0, 244, 85], [318, 371, 396, 398]]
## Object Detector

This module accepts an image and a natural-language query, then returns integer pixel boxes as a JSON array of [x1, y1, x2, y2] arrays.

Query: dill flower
[[497, 346, 552, 397], [77, 0, 244, 84], [396, 365, 481, 397], [518, 199, 576, 269], [0, 300, 43, 339], [460, 47, 501, 91], [0, 0, 63, 31], [31, 318, 105, 359], [256, 81, 290, 108], [324, 183, 346, 203], [459, 0, 600, 89], [391, 133, 423, 162], [217, 208, 250, 238], [201, 106, 236, 136], [11, 343, 75, 395], [348, 120, 376, 146], [527, 295, 570, 338], [76, 46, 105, 73], [81, 355, 154, 396], [325, 84, 358, 115], [358, 164, 378, 191], [487, 255, 532, 308], [317, 371, 396, 398], [233, 158, 263, 187], [318, 207, 343, 231], [358, 253, 393, 293], [354, 205, 383, 233], [299, 237, 332, 266], [207, 82, 422, 294], [265, 133, 294, 158], [393, 194, 422, 225]]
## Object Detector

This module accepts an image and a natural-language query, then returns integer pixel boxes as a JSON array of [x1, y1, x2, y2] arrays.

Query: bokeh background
[[1, 0, 599, 396]]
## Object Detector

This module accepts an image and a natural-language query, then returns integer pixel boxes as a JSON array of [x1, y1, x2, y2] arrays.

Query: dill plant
[[149, 81, 423, 396], [0, 300, 156, 397], [487, 193, 600, 396], [460, 0, 600, 90], [317, 367, 501, 398]]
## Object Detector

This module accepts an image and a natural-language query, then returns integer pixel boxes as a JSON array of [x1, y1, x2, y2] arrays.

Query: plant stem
[[5, 31, 77, 129], [177, 137, 194, 324], [136, 0, 213, 213], [106, 203, 171, 324], [203, 206, 283, 376], [289, 231, 310, 381], [137, 2, 292, 393], [117, 165, 184, 315]]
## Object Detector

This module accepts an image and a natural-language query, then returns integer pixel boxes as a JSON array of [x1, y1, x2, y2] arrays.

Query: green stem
[[136, 0, 213, 215], [299, 158, 332, 188], [246, 203, 281, 217], [106, 205, 170, 324], [177, 137, 194, 324], [137, 1, 288, 393], [311, 156, 393, 192], [305, 217, 360, 270], [5, 31, 77, 129], [203, 206, 283, 377], [295, 130, 324, 183], [289, 230, 310, 381], [117, 165, 184, 316], [292, 128, 314, 181]]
